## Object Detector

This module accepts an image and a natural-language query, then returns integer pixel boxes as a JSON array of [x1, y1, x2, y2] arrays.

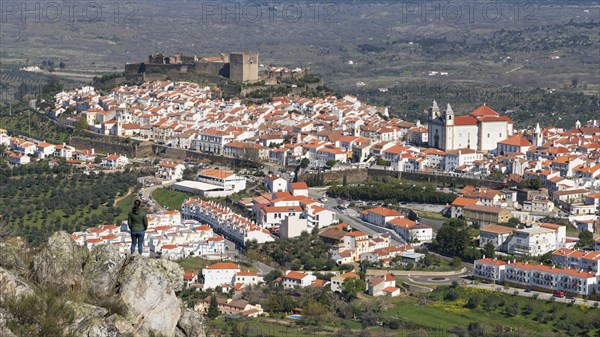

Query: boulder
[[177, 308, 207, 337], [83, 244, 125, 298], [68, 301, 109, 330], [117, 256, 184, 336], [0, 266, 34, 306], [32, 231, 88, 290], [71, 314, 140, 337]]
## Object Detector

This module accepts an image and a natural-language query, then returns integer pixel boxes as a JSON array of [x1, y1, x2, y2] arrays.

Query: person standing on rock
[[128, 199, 148, 255]]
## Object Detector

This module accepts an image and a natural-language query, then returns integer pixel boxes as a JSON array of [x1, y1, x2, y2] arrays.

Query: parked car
[[553, 290, 565, 298]]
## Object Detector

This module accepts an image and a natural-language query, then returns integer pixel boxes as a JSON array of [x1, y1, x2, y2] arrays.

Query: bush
[[465, 294, 481, 309], [6, 289, 76, 337], [445, 289, 460, 301]]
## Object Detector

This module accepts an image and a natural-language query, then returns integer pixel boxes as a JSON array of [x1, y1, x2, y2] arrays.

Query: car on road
[[553, 290, 565, 298], [524, 288, 531, 293]]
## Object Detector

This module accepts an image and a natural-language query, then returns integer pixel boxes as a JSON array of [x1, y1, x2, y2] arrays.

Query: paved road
[[139, 185, 163, 212]]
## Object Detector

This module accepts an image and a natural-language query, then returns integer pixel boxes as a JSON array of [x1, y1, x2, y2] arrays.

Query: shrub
[[6, 288, 76, 337]]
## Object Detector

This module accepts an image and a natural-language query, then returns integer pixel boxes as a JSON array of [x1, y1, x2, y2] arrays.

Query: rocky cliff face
[[0, 232, 207, 337]]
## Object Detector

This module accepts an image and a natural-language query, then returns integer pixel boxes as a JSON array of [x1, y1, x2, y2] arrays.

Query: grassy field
[[413, 209, 447, 222], [114, 192, 137, 223], [152, 188, 194, 210]]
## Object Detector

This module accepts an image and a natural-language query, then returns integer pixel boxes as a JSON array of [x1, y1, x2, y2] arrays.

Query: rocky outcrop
[[0, 233, 207, 337], [0, 267, 34, 306], [72, 311, 141, 337], [117, 255, 184, 336], [177, 308, 207, 337], [83, 244, 125, 298], [32, 231, 88, 290]]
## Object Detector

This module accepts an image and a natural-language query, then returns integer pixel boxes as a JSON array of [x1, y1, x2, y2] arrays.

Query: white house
[[264, 174, 287, 193], [102, 154, 129, 169], [367, 273, 400, 297], [473, 258, 507, 282], [201, 262, 241, 289], [9, 153, 31, 166], [196, 168, 246, 193], [479, 224, 514, 251], [496, 135, 532, 155], [156, 161, 186, 180], [387, 218, 433, 243], [444, 148, 484, 172], [282, 271, 316, 289], [330, 272, 361, 293], [36, 142, 56, 158], [288, 182, 309, 197], [361, 207, 404, 227], [258, 205, 304, 229], [507, 224, 566, 256], [235, 271, 263, 287]]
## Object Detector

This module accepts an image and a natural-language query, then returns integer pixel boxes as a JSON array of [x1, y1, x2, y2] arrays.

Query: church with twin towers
[[427, 101, 515, 152]]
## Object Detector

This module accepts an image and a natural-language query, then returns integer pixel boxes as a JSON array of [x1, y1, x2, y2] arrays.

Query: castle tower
[[429, 100, 440, 120], [229, 52, 259, 83], [533, 123, 543, 147]]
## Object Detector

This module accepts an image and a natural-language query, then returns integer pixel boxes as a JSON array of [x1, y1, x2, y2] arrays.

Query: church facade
[[427, 101, 513, 152]]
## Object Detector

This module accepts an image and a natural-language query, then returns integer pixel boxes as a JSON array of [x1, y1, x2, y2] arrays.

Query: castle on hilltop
[[125, 52, 259, 83], [427, 101, 514, 152]]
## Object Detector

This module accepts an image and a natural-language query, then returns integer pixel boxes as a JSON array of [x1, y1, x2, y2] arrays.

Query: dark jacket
[[128, 208, 148, 232]]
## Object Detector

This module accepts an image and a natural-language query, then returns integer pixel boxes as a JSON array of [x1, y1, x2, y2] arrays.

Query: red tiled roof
[[206, 262, 240, 270]]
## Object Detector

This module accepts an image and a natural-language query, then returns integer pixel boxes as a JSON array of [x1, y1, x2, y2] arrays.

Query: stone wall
[[298, 169, 369, 184], [369, 169, 506, 189], [151, 145, 260, 168], [69, 137, 138, 157]]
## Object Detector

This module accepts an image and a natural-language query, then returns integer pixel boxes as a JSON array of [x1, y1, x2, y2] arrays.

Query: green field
[[152, 188, 194, 210], [114, 191, 137, 223]]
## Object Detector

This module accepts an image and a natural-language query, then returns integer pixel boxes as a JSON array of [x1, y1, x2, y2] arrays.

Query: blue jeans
[[130, 231, 145, 254]]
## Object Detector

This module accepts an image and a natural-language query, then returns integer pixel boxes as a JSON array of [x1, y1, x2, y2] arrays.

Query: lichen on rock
[[32, 231, 88, 290]]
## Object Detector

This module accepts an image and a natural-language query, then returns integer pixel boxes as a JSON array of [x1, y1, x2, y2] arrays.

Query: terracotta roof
[[285, 271, 310, 280], [199, 168, 234, 179], [480, 224, 514, 234], [470, 104, 499, 117], [451, 197, 479, 207], [206, 262, 241, 270], [476, 258, 507, 266], [498, 135, 532, 147], [454, 116, 478, 125], [365, 207, 403, 217]]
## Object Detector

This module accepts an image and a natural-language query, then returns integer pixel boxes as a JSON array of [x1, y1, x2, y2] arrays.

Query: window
[[487, 133, 490, 138]]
